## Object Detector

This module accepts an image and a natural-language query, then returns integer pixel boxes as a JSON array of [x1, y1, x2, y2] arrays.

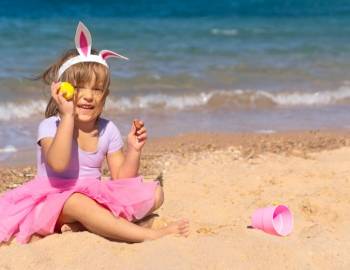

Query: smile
[[77, 104, 95, 110]]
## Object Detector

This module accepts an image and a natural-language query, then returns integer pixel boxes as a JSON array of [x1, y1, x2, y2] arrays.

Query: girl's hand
[[51, 82, 75, 117], [127, 119, 147, 152]]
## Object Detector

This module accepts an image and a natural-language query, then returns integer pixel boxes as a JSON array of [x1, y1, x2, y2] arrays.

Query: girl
[[0, 22, 189, 244]]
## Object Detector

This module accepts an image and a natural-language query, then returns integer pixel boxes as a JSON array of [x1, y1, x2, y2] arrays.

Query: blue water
[[2, 1, 350, 18], [1, 1, 350, 163]]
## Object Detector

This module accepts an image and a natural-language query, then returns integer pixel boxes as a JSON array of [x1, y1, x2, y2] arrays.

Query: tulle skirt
[[0, 176, 158, 244]]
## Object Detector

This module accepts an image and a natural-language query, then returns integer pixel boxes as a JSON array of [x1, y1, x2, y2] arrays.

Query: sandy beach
[[0, 130, 350, 269], [2, 1, 350, 269]]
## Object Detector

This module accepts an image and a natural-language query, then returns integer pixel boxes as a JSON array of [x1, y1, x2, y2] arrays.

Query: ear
[[75, 21, 92, 57], [99, 50, 129, 61]]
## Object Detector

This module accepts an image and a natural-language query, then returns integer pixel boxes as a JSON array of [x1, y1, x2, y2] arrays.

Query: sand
[[0, 131, 350, 269]]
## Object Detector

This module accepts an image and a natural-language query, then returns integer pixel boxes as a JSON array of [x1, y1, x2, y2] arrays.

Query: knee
[[57, 193, 89, 225], [63, 193, 95, 216], [65, 193, 88, 206], [153, 186, 164, 210]]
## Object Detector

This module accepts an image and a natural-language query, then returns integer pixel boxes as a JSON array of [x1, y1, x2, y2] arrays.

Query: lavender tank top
[[36, 116, 124, 180]]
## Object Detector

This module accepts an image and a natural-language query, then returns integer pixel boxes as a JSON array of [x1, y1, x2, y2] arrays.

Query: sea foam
[[1, 87, 350, 121]]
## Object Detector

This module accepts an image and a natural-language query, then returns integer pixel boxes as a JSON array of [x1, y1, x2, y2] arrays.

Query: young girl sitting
[[0, 22, 189, 244]]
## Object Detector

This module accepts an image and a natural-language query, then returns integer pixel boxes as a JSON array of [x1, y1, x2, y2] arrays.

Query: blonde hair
[[37, 48, 110, 118]]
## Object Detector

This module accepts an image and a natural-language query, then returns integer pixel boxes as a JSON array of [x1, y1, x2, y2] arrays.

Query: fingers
[[128, 119, 147, 147], [136, 132, 147, 143], [133, 119, 144, 135], [51, 81, 61, 102], [133, 119, 143, 130], [135, 123, 147, 142], [132, 119, 146, 138], [51, 81, 61, 94], [52, 81, 74, 105], [179, 219, 190, 237], [135, 126, 146, 136], [177, 219, 190, 238], [51, 81, 66, 104], [57, 90, 66, 104]]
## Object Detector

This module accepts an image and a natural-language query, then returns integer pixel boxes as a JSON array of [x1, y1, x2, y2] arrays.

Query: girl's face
[[74, 74, 108, 123]]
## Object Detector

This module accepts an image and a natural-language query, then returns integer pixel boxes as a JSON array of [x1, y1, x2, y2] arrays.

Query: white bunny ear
[[75, 21, 92, 57], [99, 50, 129, 61]]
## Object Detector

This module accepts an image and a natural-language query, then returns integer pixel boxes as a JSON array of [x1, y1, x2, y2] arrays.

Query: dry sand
[[0, 131, 350, 269]]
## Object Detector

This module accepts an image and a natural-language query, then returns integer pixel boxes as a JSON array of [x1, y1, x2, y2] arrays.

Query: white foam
[[0, 145, 17, 153], [105, 92, 213, 111], [211, 28, 239, 36], [262, 86, 350, 106], [0, 100, 47, 121], [105, 87, 350, 111], [256, 130, 276, 134], [1, 86, 350, 121]]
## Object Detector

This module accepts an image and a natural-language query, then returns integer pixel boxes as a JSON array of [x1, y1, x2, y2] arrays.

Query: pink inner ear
[[80, 32, 89, 56], [101, 51, 115, 59]]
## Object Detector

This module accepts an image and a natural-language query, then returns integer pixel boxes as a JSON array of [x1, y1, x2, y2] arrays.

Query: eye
[[92, 88, 104, 94]]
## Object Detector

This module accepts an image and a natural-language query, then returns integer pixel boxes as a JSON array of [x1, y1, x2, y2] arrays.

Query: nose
[[82, 89, 93, 101]]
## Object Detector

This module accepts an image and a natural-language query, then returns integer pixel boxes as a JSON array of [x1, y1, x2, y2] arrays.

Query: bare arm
[[40, 82, 76, 173], [40, 115, 75, 172], [107, 148, 141, 179], [107, 120, 147, 179]]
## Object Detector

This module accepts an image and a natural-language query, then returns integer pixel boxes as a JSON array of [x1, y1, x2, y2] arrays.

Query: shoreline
[[1, 129, 350, 193]]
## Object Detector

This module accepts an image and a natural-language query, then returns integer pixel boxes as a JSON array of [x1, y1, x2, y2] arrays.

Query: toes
[[178, 219, 189, 226], [180, 228, 190, 237], [177, 219, 190, 237], [60, 224, 72, 233], [178, 219, 189, 228], [164, 219, 190, 238], [60, 222, 85, 233]]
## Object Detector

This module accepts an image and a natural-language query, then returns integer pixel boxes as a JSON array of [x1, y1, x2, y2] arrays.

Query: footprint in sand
[[299, 224, 323, 239], [196, 227, 217, 236], [299, 200, 318, 220], [299, 200, 338, 224], [196, 224, 233, 236]]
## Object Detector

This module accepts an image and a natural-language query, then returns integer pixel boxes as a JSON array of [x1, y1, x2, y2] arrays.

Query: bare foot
[[60, 222, 86, 233], [157, 219, 190, 238]]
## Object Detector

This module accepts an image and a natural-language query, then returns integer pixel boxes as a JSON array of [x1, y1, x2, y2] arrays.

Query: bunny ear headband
[[57, 21, 128, 79]]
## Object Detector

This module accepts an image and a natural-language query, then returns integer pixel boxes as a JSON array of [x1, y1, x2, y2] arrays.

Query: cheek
[[98, 98, 106, 108], [95, 105, 103, 114], [95, 100, 106, 113]]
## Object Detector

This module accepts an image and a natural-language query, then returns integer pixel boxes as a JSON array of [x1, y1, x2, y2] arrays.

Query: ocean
[[1, 0, 350, 162]]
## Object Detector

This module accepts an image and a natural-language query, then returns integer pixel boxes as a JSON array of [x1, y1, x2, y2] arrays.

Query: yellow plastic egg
[[59, 82, 75, 100]]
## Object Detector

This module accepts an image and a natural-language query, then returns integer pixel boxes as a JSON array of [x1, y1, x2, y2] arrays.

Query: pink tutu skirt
[[0, 176, 158, 244]]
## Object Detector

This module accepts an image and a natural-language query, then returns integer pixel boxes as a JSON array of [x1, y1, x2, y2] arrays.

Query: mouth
[[77, 104, 95, 112]]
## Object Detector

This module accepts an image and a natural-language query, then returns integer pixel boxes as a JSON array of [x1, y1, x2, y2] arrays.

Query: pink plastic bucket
[[251, 205, 293, 236]]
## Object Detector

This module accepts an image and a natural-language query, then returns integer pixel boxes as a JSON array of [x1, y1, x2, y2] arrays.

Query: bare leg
[[61, 185, 165, 233], [133, 185, 165, 228], [147, 185, 165, 215], [56, 193, 189, 242]]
